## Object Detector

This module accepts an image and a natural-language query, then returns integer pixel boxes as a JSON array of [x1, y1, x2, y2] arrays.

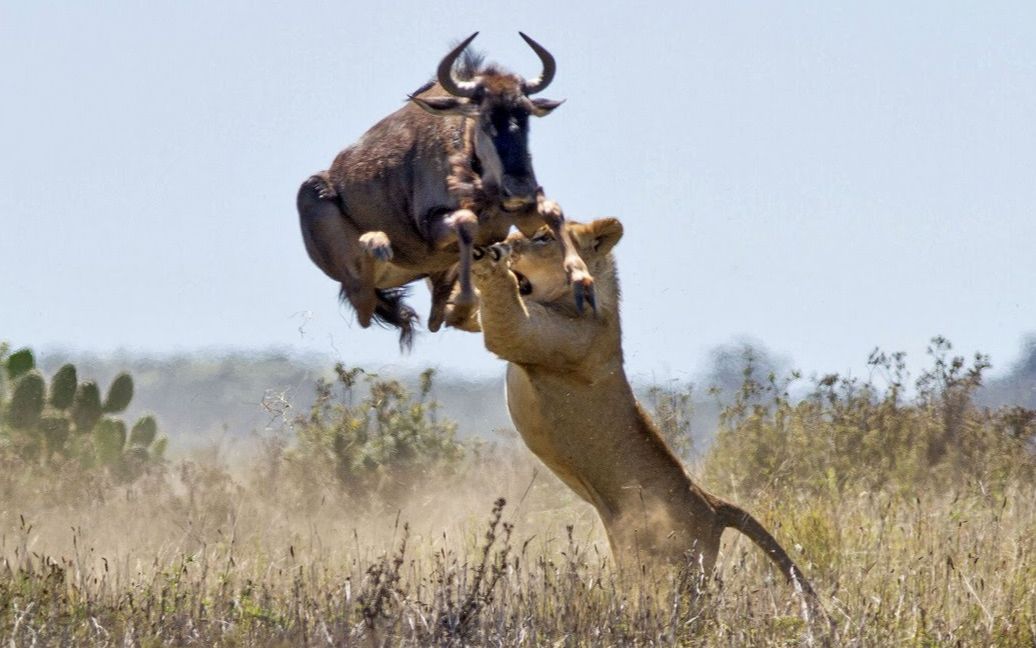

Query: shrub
[[282, 364, 466, 508], [705, 337, 1036, 497]]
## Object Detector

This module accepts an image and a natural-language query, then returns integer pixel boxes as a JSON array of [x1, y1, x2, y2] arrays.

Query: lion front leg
[[472, 244, 597, 368], [471, 243, 535, 362]]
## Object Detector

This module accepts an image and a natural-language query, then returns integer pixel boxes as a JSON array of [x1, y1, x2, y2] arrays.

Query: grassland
[[2, 345, 1035, 646]]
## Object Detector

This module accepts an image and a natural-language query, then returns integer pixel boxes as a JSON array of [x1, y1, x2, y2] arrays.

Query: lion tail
[[715, 501, 820, 603]]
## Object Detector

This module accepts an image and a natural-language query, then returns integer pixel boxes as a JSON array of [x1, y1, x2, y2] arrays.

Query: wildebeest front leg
[[536, 193, 596, 313], [427, 268, 456, 333], [428, 208, 480, 327]]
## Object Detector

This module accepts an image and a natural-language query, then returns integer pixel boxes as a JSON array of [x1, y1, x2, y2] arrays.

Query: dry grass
[[1, 445, 1034, 647]]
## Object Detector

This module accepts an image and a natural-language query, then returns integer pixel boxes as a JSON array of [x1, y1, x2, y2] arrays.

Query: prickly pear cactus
[[72, 381, 103, 433], [94, 417, 127, 465], [39, 415, 71, 453], [103, 373, 134, 413], [130, 415, 157, 447], [50, 364, 78, 410], [5, 348, 35, 380], [1, 344, 169, 481], [8, 370, 45, 429]]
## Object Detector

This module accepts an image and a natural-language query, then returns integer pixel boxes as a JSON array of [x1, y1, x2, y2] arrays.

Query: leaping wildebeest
[[298, 33, 593, 348]]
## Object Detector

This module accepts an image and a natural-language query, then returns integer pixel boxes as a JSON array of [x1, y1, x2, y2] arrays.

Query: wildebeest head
[[410, 33, 564, 211]]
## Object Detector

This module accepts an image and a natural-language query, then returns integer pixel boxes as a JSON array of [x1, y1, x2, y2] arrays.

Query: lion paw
[[444, 296, 479, 329], [472, 243, 511, 279], [444, 303, 482, 332]]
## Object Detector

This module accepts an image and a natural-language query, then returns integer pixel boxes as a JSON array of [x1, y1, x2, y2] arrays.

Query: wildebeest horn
[[519, 32, 556, 95], [437, 32, 480, 98]]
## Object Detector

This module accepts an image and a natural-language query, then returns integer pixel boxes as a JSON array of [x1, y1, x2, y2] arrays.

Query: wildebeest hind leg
[[297, 173, 379, 327]]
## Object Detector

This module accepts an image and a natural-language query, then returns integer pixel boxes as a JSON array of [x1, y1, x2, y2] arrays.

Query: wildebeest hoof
[[573, 278, 596, 315], [472, 245, 486, 260], [566, 260, 595, 314], [359, 231, 393, 261], [537, 198, 563, 223]]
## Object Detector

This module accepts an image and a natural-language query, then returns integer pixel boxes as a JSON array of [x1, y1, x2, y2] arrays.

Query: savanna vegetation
[[2, 338, 1035, 646]]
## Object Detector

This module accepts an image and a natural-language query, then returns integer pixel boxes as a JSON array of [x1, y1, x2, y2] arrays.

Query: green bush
[[286, 364, 466, 508], [705, 337, 1036, 497]]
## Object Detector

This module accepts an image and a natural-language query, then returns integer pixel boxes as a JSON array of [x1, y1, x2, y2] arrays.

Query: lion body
[[471, 220, 819, 603]]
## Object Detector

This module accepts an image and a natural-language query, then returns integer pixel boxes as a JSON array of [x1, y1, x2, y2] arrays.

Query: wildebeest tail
[[370, 286, 418, 351]]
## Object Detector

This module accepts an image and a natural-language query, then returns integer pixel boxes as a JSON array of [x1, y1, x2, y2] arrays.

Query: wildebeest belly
[[371, 262, 425, 289]]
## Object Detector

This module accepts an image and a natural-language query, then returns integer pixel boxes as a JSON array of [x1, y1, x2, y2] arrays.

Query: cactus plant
[[95, 414, 167, 481], [39, 415, 71, 453], [72, 381, 103, 433], [94, 417, 127, 465], [50, 364, 78, 410], [151, 436, 168, 460], [8, 370, 45, 429], [1, 345, 168, 480], [5, 348, 35, 380], [130, 415, 157, 447], [103, 372, 134, 413]]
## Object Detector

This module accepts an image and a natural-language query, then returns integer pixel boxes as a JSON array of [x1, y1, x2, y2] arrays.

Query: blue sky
[[2, 1, 1034, 382]]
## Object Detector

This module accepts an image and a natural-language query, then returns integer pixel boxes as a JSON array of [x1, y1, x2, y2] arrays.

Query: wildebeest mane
[[454, 48, 487, 80]]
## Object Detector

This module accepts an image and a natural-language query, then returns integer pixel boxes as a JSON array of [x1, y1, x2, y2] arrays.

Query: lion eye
[[532, 231, 553, 243]]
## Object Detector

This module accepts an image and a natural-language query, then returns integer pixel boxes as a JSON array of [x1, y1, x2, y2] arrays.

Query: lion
[[470, 218, 824, 614]]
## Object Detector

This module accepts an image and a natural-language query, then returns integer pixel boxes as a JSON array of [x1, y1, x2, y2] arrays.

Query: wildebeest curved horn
[[437, 32, 480, 98], [519, 32, 556, 95]]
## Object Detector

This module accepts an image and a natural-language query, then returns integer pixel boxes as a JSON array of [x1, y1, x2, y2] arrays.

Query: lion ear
[[582, 217, 623, 255]]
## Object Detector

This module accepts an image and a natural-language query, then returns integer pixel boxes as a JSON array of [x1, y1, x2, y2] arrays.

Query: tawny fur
[[471, 220, 824, 614]]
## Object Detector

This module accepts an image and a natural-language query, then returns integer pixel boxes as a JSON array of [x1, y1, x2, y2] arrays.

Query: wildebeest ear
[[528, 97, 565, 117], [584, 217, 623, 255], [409, 95, 480, 117]]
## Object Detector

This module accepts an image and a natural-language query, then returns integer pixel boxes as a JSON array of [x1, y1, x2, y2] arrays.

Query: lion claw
[[487, 243, 510, 262]]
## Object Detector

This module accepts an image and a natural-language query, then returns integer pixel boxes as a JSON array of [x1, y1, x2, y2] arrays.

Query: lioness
[[471, 218, 821, 608]]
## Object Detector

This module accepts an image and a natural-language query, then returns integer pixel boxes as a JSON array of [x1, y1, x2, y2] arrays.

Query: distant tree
[[703, 339, 788, 404]]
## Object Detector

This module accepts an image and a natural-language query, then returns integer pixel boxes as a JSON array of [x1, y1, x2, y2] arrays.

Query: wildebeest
[[297, 33, 593, 348]]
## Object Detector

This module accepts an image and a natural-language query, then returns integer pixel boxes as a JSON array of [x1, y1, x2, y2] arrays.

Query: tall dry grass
[[2, 344, 1035, 646]]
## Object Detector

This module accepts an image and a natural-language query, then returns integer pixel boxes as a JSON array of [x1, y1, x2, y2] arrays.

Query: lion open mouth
[[513, 271, 533, 296]]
